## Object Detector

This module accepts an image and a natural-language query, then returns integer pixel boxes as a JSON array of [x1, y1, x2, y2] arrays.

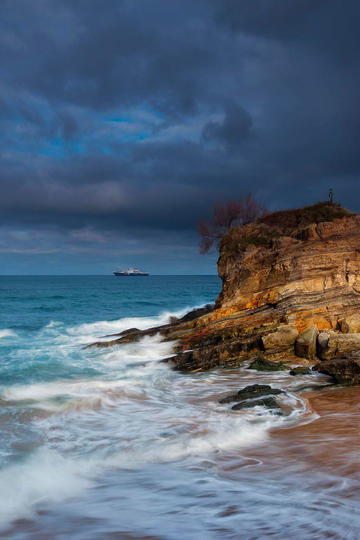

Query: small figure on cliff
[[329, 188, 333, 204]]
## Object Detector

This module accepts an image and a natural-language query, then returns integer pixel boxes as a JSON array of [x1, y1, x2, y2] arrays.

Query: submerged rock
[[248, 355, 288, 371], [219, 383, 283, 404], [231, 396, 281, 411], [313, 357, 360, 385], [289, 366, 312, 376]]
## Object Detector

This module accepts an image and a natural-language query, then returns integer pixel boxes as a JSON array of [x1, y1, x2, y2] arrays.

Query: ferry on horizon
[[113, 267, 150, 276]]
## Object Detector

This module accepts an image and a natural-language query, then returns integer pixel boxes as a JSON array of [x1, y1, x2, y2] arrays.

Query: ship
[[113, 267, 150, 276]]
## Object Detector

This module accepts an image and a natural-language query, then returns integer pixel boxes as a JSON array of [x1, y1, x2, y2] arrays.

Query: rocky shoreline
[[88, 202, 360, 388]]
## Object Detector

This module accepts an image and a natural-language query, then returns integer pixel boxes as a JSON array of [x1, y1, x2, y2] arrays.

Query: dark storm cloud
[[1, 0, 360, 271], [202, 103, 253, 150], [0, 0, 214, 114], [215, 0, 360, 66], [215, 1, 319, 42]]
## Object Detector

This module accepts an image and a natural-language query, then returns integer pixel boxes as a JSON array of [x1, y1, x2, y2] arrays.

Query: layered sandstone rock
[[215, 206, 360, 335], [88, 203, 360, 374]]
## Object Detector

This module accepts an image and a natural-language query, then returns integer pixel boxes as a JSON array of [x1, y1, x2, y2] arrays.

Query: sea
[[0, 275, 359, 539]]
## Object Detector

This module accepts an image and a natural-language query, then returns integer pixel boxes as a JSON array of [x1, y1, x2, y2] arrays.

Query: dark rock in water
[[178, 304, 214, 323], [231, 396, 281, 411], [118, 328, 140, 337], [171, 335, 262, 373], [85, 324, 170, 349], [313, 356, 360, 385], [85, 305, 215, 350], [102, 328, 140, 338], [248, 355, 288, 371], [167, 304, 215, 326], [289, 366, 311, 376], [219, 384, 283, 404]]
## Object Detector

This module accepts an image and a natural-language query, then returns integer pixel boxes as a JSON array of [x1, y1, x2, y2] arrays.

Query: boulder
[[313, 357, 360, 385], [261, 325, 298, 355], [317, 330, 360, 361], [317, 331, 330, 355], [219, 383, 283, 404], [248, 355, 288, 371], [295, 325, 318, 360]]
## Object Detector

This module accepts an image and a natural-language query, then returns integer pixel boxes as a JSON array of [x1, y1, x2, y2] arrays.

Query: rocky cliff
[[216, 203, 360, 334], [89, 202, 360, 379]]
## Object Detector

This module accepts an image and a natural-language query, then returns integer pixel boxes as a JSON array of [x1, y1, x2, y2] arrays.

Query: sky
[[1, 0, 360, 274]]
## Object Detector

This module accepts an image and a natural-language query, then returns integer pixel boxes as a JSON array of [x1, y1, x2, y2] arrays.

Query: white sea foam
[[0, 329, 17, 339], [66, 306, 201, 344], [0, 334, 175, 411], [45, 321, 61, 328], [0, 306, 314, 530], [0, 449, 97, 527], [0, 410, 271, 529]]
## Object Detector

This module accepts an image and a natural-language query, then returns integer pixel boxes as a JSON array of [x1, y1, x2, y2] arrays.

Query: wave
[[0, 381, 307, 529], [0, 449, 96, 527], [0, 329, 17, 339], [0, 302, 316, 531], [67, 304, 205, 335], [65, 305, 202, 346]]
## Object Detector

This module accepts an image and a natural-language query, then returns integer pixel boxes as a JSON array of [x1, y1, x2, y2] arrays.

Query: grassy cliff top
[[220, 202, 355, 258], [258, 202, 353, 232]]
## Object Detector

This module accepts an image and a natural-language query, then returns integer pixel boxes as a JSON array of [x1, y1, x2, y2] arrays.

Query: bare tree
[[198, 194, 267, 253]]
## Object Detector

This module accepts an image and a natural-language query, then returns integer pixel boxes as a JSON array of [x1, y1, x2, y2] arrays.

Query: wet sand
[[272, 386, 360, 476]]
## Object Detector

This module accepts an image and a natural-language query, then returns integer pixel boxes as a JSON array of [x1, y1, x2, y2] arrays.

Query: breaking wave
[[0, 308, 313, 529], [0, 329, 17, 339]]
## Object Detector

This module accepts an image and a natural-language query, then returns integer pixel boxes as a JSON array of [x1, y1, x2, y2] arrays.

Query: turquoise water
[[0, 276, 359, 539], [0, 275, 220, 335], [0, 276, 219, 386]]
